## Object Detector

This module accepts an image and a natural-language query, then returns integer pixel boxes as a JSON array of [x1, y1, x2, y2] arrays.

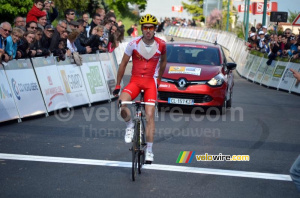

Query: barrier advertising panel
[[268, 61, 288, 88], [56, 58, 90, 107], [0, 64, 19, 122], [241, 54, 255, 76], [80, 54, 110, 103], [290, 64, 300, 94], [278, 62, 297, 91], [99, 53, 117, 97], [254, 57, 268, 83], [260, 60, 277, 86], [247, 55, 263, 81], [4, 59, 47, 118], [32, 57, 68, 112]]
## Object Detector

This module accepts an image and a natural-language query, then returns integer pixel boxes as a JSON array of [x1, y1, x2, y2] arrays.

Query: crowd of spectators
[[0, 0, 125, 63], [246, 22, 300, 65]]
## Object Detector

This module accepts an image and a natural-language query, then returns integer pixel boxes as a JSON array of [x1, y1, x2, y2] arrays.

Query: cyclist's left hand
[[113, 85, 121, 96]]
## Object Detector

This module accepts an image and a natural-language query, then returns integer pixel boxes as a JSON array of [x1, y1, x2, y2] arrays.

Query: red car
[[158, 41, 236, 114]]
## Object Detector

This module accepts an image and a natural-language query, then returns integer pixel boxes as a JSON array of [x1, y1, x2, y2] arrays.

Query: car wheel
[[217, 100, 226, 115], [227, 93, 232, 108]]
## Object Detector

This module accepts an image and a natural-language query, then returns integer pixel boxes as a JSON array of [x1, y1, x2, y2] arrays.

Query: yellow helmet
[[139, 14, 158, 25]]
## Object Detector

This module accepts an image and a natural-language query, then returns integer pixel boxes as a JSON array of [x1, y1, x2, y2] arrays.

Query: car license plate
[[168, 98, 194, 105]]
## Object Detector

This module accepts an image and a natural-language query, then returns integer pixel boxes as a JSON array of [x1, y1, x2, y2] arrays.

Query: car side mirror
[[226, 63, 236, 71]]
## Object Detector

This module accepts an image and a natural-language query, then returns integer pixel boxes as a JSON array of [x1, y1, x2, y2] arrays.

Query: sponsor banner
[[253, 57, 268, 84], [5, 59, 47, 118], [99, 53, 117, 98], [32, 57, 68, 112], [260, 59, 277, 87], [247, 55, 263, 81], [277, 62, 297, 91], [268, 61, 288, 88], [56, 58, 90, 107], [0, 64, 19, 122], [241, 54, 255, 76], [80, 54, 110, 103], [236, 50, 249, 75], [290, 64, 300, 94]]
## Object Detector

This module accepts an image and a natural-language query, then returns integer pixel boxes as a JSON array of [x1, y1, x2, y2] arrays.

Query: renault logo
[[178, 78, 186, 88]]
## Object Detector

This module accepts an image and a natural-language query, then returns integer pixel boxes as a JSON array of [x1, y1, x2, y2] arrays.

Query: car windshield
[[166, 44, 221, 66]]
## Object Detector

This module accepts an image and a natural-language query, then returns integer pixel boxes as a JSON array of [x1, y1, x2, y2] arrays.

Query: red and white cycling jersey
[[122, 36, 166, 103], [125, 36, 166, 78]]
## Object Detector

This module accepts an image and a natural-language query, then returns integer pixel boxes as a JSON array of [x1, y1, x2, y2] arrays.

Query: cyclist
[[113, 14, 167, 162]]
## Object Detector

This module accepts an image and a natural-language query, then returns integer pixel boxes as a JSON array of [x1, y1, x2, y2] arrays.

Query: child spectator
[[26, 0, 47, 23], [5, 27, 23, 60]]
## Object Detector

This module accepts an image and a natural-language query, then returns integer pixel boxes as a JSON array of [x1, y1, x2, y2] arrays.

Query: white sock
[[147, 142, 153, 153], [126, 119, 134, 129]]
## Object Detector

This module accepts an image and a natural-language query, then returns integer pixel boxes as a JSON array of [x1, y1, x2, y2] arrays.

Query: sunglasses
[[30, 26, 37, 29], [108, 19, 116, 23], [285, 32, 291, 34], [69, 13, 75, 15], [1, 27, 11, 33], [142, 26, 155, 31]]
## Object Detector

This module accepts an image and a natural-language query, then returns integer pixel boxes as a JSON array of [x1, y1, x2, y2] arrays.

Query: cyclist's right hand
[[113, 85, 121, 96]]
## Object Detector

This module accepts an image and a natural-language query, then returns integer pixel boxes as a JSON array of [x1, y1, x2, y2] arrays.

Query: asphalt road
[[0, 37, 300, 198]]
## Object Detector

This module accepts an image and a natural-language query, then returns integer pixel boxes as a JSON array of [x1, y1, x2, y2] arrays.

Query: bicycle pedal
[[145, 161, 152, 164]]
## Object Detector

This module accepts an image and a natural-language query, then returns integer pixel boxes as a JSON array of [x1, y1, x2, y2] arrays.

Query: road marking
[[0, 153, 292, 181]]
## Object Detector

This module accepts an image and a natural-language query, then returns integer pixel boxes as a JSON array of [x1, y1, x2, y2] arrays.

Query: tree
[[182, 0, 205, 22], [206, 9, 222, 29], [0, 0, 33, 24], [288, 10, 300, 23], [54, 0, 89, 16], [104, 0, 147, 17]]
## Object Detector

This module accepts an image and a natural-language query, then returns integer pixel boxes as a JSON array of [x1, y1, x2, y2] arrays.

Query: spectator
[[67, 30, 80, 53], [37, 15, 47, 30], [131, 24, 138, 38], [26, 21, 38, 33], [17, 31, 36, 58], [247, 32, 259, 51], [44, 1, 58, 25], [64, 9, 76, 25], [262, 25, 268, 35], [102, 17, 116, 44], [258, 31, 265, 50], [127, 24, 134, 36], [82, 12, 91, 37], [287, 36, 299, 58], [89, 14, 101, 36], [117, 20, 124, 29], [14, 16, 26, 31], [31, 27, 50, 57], [26, 0, 47, 23], [40, 24, 54, 50], [267, 34, 281, 65], [5, 27, 23, 60], [49, 20, 67, 52], [0, 22, 12, 62], [108, 25, 124, 52], [285, 28, 292, 42], [256, 23, 262, 35], [53, 39, 67, 61], [74, 19, 92, 54], [69, 20, 79, 31], [281, 35, 290, 57], [85, 25, 106, 53], [95, 7, 105, 23]]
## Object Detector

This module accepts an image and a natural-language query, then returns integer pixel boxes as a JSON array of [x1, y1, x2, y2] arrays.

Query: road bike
[[119, 91, 153, 181]]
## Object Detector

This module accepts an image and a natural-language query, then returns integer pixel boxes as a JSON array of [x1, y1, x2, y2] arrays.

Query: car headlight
[[207, 73, 224, 87]]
